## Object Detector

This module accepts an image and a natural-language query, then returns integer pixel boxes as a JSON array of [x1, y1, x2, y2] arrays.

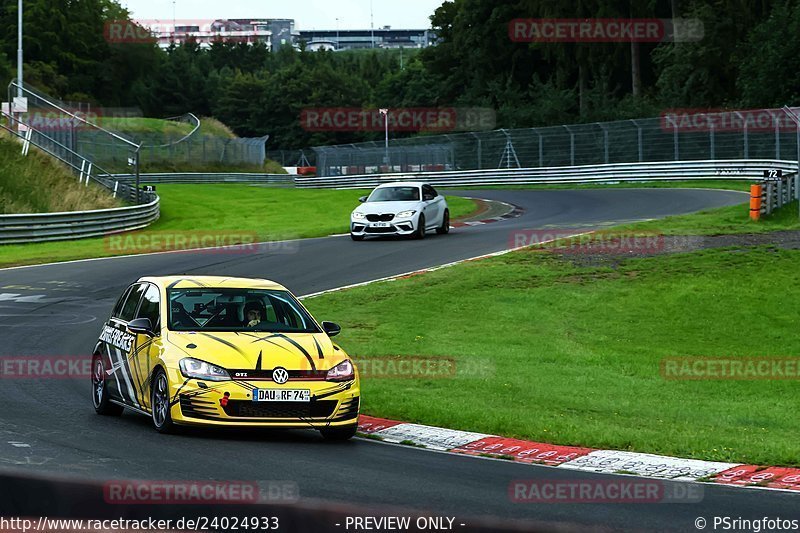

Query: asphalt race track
[[1, 188, 796, 531]]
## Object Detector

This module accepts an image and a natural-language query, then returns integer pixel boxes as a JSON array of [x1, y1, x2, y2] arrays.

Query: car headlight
[[179, 358, 231, 382], [396, 210, 416, 219], [326, 359, 355, 382], [352, 212, 366, 220]]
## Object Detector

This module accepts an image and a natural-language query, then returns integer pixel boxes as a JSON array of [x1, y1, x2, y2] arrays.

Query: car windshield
[[368, 187, 420, 202], [167, 288, 321, 333]]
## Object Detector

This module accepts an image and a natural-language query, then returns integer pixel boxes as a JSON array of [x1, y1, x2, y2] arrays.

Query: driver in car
[[244, 301, 266, 328]]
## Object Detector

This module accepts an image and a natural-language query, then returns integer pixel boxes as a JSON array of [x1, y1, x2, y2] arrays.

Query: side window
[[423, 185, 436, 201], [429, 185, 440, 198], [119, 284, 146, 323], [263, 300, 278, 323], [135, 284, 161, 329], [112, 286, 133, 318]]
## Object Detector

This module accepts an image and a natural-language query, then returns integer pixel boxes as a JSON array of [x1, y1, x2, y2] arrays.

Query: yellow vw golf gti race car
[[92, 276, 360, 440]]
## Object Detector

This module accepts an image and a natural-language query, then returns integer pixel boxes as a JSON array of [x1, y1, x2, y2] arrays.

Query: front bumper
[[166, 367, 360, 428], [351, 218, 416, 236]]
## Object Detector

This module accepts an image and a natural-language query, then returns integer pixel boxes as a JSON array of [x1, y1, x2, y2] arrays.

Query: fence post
[[735, 111, 748, 159], [598, 122, 609, 164], [630, 119, 643, 162], [470, 132, 482, 169], [765, 182, 773, 215], [673, 122, 679, 161], [774, 112, 781, 160], [563, 125, 575, 166], [135, 146, 141, 205], [709, 122, 715, 160]]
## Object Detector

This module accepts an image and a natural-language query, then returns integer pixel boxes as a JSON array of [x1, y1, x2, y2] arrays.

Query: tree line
[[0, 0, 798, 150]]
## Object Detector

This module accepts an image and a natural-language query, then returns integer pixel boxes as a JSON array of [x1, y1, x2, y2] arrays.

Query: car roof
[[374, 181, 428, 188], [137, 276, 288, 291]]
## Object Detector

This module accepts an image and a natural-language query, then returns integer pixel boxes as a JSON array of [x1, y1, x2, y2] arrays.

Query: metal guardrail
[[750, 171, 800, 219], [0, 194, 159, 245], [1, 107, 160, 244], [295, 159, 800, 189], [139, 113, 201, 148], [106, 172, 294, 185]]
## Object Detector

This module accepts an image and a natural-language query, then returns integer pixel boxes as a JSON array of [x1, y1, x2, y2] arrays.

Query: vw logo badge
[[272, 367, 289, 385]]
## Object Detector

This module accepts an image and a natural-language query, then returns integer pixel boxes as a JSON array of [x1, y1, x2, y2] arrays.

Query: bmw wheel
[[414, 214, 426, 240], [92, 354, 123, 416], [151, 368, 175, 434], [437, 209, 450, 235], [320, 424, 357, 441]]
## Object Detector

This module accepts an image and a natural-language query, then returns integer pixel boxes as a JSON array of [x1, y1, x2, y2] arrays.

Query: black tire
[[351, 233, 364, 241], [436, 209, 450, 235], [320, 424, 358, 441], [92, 355, 124, 416], [151, 368, 175, 434], [414, 214, 426, 240]]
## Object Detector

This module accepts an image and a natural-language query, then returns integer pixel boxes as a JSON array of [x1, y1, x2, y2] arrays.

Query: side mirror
[[359, 196, 367, 203], [322, 321, 342, 337], [128, 318, 156, 337]]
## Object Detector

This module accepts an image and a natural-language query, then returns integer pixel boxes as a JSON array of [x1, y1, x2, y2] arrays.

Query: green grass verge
[[0, 186, 476, 268], [0, 135, 121, 214], [305, 245, 800, 466], [97, 117, 194, 137], [612, 200, 799, 236]]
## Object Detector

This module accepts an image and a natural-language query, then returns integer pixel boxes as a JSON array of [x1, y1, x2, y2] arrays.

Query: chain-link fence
[[7, 81, 270, 175], [7, 80, 142, 176], [266, 150, 317, 167], [313, 108, 800, 177]]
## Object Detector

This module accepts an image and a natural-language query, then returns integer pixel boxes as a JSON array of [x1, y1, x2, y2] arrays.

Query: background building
[[142, 18, 434, 52]]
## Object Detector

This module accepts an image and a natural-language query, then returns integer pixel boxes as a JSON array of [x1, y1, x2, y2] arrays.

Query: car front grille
[[366, 213, 395, 222], [222, 400, 339, 419]]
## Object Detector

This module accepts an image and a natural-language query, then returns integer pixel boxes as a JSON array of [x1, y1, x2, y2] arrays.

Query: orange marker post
[[750, 184, 762, 221]]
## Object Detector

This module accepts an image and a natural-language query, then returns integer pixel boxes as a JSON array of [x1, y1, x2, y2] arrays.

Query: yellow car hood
[[165, 330, 347, 373]]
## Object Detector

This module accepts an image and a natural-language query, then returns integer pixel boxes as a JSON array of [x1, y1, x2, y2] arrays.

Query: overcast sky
[[119, 0, 445, 30]]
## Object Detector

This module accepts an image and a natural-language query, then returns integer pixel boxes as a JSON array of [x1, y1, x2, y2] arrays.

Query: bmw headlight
[[326, 359, 355, 382], [396, 210, 416, 219], [179, 358, 231, 382], [352, 212, 366, 220]]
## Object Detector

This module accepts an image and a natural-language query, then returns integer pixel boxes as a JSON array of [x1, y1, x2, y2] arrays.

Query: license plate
[[253, 389, 311, 403], [371, 222, 390, 228]]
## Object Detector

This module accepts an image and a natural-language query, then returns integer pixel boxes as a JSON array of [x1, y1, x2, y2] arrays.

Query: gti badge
[[272, 367, 289, 385]]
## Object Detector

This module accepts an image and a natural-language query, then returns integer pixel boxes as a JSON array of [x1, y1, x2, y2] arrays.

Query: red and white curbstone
[[357, 415, 800, 491]]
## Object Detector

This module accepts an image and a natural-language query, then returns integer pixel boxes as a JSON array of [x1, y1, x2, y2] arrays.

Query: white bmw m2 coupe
[[350, 182, 450, 241]]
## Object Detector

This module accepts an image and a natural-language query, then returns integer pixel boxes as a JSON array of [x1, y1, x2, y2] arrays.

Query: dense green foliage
[[1, 0, 799, 150]]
